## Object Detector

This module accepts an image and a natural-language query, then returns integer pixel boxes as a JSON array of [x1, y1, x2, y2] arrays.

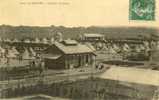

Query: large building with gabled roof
[[42, 40, 96, 69]]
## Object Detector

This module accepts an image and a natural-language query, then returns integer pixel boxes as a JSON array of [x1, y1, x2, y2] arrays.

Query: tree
[[54, 32, 63, 42]]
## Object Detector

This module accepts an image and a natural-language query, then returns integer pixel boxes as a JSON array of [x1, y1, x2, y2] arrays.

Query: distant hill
[[0, 25, 158, 40]]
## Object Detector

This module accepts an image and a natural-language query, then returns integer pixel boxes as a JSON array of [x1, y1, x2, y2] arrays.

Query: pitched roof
[[54, 42, 94, 54], [63, 39, 78, 45], [85, 43, 96, 51]]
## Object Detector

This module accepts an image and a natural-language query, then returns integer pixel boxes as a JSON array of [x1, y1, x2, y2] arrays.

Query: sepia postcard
[[0, 0, 159, 100]]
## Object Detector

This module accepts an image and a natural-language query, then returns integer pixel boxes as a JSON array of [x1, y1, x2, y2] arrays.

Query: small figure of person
[[95, 64, 98, 69]]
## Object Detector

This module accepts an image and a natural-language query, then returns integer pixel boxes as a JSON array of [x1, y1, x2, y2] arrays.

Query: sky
[[0, 0, 159, 27]]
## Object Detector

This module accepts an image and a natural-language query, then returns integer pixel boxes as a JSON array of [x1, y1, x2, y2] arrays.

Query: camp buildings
[[80, 33, 105, 42], [42, 39, 96, 69]]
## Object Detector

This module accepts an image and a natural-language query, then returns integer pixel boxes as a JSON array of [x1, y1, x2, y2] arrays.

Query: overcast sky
[[0, 0, 159, 27]]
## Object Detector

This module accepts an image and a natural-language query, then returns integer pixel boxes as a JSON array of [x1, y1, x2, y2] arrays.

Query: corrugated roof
[[54, 42, 94, 54], [100, 66, 159, 86]]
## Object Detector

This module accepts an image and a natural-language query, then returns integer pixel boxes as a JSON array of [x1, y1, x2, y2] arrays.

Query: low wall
[[0, 78, 157, 100]]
